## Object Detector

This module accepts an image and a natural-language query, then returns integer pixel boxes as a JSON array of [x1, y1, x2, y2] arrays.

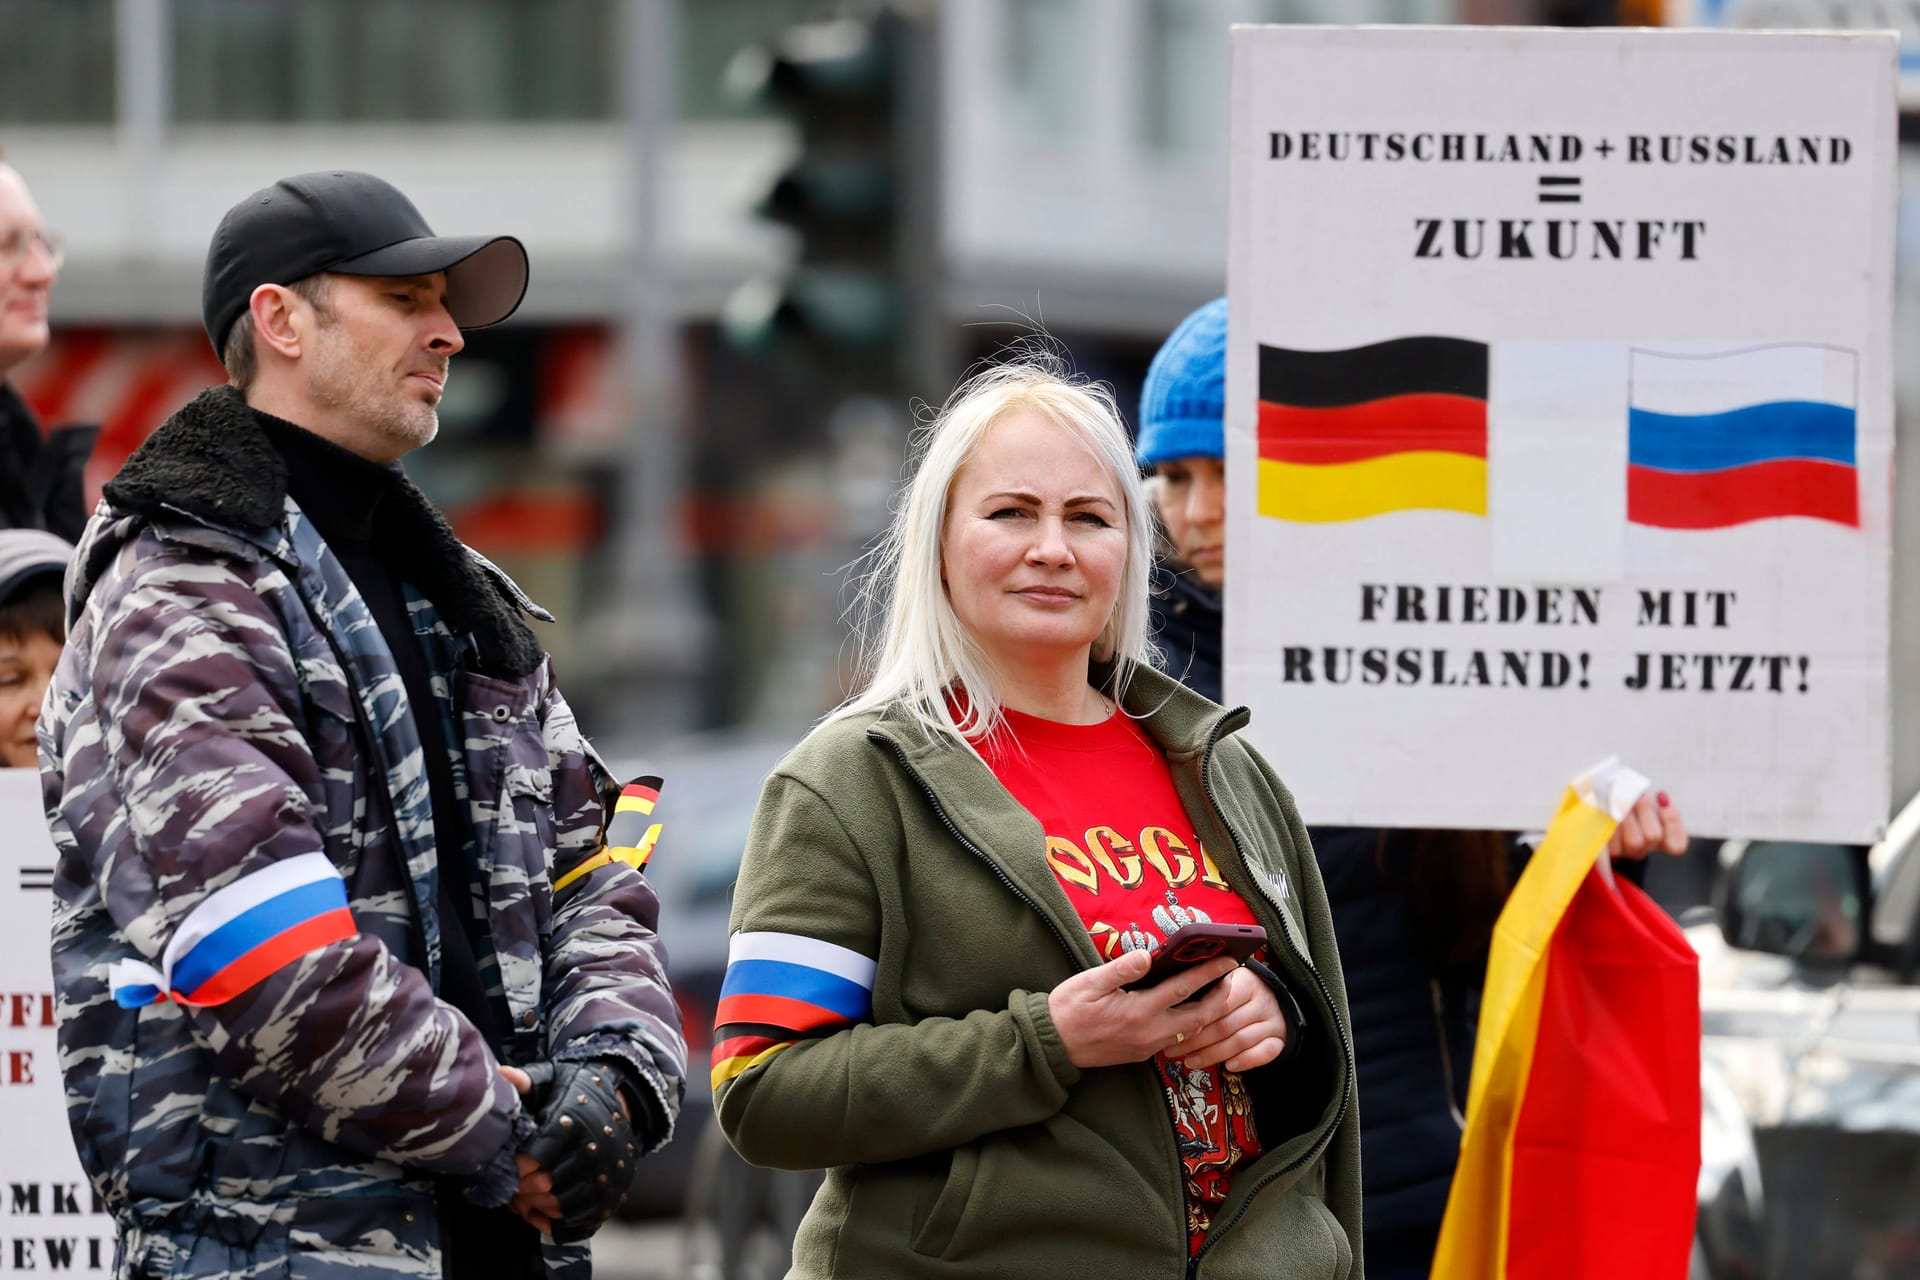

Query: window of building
[[1002, 0, 1085, 139], [169, 0, 616, 123], [1140, 0, 1226, 155], [0, 0, 116, 125], [1139, 0, 1463, 154], [679, 0, 824, 120]]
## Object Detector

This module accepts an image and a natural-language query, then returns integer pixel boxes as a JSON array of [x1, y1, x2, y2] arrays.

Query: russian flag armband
[[110, 852, 357, 1009]]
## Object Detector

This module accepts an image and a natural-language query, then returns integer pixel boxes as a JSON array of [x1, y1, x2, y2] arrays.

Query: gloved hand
[[517, 1060, 641, 1244]]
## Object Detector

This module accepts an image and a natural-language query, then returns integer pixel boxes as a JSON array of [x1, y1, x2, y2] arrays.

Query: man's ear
[[249, 284, 304, 361]]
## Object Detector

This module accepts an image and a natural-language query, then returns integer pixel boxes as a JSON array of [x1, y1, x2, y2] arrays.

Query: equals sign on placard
[[19, 866, 55, 892], [1538, 175, 1582, 205]]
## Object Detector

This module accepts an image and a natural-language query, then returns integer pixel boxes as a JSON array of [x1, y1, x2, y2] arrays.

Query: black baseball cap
[[202, 170, 529, 355]]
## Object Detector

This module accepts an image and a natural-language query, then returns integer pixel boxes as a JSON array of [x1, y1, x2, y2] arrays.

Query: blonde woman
[[713, 359, 1360, 1279]]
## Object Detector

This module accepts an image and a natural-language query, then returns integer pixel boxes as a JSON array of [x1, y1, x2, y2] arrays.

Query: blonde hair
[[828, 355, 1157, 746]]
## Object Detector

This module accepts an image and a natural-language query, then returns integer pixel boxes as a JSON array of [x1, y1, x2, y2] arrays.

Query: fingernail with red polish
[[1657, 791, 1671, 808]]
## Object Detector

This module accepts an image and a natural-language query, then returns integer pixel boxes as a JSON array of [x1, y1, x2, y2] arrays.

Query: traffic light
[[720, 13, 906, 370]]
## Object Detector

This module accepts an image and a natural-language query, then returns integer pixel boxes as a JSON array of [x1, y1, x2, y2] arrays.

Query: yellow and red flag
[[1431, 759, 1700, 1280]]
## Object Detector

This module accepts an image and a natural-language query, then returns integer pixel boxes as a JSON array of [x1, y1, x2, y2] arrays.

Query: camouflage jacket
[[38, 387, 686, 1279]]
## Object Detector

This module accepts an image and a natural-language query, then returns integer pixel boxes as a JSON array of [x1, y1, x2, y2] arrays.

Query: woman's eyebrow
[[978, 490, 1117, 510]]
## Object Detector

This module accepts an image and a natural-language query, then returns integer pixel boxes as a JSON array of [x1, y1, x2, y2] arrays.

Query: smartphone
[[1124, 922, 1267, 991]]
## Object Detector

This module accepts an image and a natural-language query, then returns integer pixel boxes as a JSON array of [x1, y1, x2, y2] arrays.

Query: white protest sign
[[1225, 26, 1895, 841], [0, 768, 114, 1273]]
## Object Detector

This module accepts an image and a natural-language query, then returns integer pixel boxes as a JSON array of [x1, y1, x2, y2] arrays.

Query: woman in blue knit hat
[[1137, 297, 1691, 1280], [1138, 300, 1232, 702]]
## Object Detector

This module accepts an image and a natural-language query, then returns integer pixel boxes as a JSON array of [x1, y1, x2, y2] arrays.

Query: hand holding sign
[[1606, 789, 1689, 862]]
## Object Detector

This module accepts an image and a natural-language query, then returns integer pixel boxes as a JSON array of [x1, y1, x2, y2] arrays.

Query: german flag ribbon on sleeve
[[553, 775, 665, 894], [1432, 757, 1701, 1280]]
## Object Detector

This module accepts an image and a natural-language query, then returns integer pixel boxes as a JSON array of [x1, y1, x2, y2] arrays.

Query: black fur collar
[[106, 385, 544, 677]]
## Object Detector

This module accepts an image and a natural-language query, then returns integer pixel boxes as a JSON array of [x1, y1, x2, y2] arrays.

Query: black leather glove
[[518, 1060, 641, 1244]]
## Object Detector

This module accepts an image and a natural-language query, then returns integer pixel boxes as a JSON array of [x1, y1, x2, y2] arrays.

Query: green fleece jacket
[[715, 664, 1362, 1279]]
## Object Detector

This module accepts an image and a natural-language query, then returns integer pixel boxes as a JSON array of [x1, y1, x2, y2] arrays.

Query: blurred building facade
[[0, 0, 1532, 733], [5, 0, 1917, 813], [4, 0, 806, 734]]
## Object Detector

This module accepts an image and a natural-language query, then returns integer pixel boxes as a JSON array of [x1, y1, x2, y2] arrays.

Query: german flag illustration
[[1258, 336, 1489, 522]]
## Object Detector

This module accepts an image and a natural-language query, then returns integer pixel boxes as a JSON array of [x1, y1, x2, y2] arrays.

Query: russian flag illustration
[[710, 931, 876, 1090], [109, 852, 356, 1008], [1627, 344, 1859, 530]]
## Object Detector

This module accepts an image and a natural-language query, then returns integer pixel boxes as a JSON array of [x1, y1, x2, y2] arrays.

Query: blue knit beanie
[[1136, 296, 1226, 467]]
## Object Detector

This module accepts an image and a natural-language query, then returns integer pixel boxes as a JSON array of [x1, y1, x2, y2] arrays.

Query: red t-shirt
[[980, 705, 1264, 1255]]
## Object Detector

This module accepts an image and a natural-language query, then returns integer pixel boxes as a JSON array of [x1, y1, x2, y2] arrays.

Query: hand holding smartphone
[[1124, 921, 1266, 993]]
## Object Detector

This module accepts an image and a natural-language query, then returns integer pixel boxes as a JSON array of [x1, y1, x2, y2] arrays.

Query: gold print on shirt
[[1045, 836, 1100, 893], [1200, 845, 1230, 892], [1084, 826, 1143, 888], [1141, 827, 1197, 888], [1044, 826, 1230, 898]]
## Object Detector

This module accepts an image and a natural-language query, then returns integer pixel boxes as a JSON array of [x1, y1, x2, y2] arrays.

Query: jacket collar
[[103, 385, 545, 677], [867, 660, 1244, 764], [1107, 660, 1246, 760], [862, 662, 1249, 968]]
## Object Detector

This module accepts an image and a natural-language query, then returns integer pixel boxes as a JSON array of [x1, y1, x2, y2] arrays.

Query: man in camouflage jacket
[[37, 172, 685, 1278]]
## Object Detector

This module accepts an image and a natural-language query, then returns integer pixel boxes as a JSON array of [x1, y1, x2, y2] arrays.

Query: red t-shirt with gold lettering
[[980, 706, 1264, 1255]]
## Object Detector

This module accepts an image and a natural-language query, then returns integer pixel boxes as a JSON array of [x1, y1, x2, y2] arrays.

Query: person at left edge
[[0, 152, 97, 541], [38, 171, 686, 1279]]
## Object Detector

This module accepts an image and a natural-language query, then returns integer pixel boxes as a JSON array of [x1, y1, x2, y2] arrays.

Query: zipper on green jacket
[[877, 721, 1344, 1278], [1189, 712, 1356, 1276], [878, 732, 1198, 1274], [873, 732, 1083, 968]]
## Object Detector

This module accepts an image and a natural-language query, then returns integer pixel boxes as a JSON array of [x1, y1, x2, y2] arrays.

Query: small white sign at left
[[0, 768, 115, 1274]]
